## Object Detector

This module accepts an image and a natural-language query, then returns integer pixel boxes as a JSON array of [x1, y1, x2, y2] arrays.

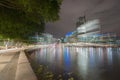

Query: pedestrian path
[[0, 48, 22, 54], [0, 52, 19, 80], [0, 49, 37, 80]]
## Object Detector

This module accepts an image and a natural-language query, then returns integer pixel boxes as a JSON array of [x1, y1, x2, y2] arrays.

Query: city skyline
[[45, 0, 120, 38]]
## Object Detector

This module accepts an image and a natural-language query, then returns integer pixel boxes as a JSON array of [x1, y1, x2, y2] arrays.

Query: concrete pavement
[[0, 49, 37, 80], [0, 52, 19, 80]]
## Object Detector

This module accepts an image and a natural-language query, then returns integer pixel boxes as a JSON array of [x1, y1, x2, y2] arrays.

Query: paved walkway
[[0, 49, 37, 80], [0, 52, 19, 80]]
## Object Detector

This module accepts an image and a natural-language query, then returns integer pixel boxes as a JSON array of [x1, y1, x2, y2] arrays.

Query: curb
[[15, 51, 37, 80]]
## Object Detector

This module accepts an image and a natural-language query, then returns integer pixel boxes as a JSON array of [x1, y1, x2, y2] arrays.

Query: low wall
[[15, 51, 37, 80]]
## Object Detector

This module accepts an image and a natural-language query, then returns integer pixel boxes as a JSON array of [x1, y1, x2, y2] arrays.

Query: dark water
[[27, 44, 120, 80]]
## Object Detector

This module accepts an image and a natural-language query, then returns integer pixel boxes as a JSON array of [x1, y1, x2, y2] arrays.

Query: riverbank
[[64, 42, 119, 48]]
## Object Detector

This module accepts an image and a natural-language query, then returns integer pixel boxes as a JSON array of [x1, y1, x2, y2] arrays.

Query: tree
[[0, 0, 62, 42]]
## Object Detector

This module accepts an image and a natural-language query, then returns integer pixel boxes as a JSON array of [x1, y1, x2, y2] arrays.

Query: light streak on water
[[106, 48, 113, 65]]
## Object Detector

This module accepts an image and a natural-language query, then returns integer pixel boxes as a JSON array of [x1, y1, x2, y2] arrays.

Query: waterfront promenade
[[0, 48, 37, 80]]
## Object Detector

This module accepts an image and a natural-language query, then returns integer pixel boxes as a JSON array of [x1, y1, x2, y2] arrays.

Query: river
[[27, 44, 120, 80]]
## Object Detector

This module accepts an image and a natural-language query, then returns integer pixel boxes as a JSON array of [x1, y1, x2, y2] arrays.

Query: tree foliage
[[0, 0, 62, 41]]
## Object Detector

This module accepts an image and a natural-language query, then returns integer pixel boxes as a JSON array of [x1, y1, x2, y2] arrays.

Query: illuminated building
[[77, 19, 101, 42]]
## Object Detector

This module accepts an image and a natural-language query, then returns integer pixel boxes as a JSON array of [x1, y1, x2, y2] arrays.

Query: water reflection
[[77, 48, 88, 79], [28, 44, 120, 80], [63, 47, 71, 72]]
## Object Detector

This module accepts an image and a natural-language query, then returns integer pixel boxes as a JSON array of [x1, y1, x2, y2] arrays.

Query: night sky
[[45, 0, 120, 38]]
